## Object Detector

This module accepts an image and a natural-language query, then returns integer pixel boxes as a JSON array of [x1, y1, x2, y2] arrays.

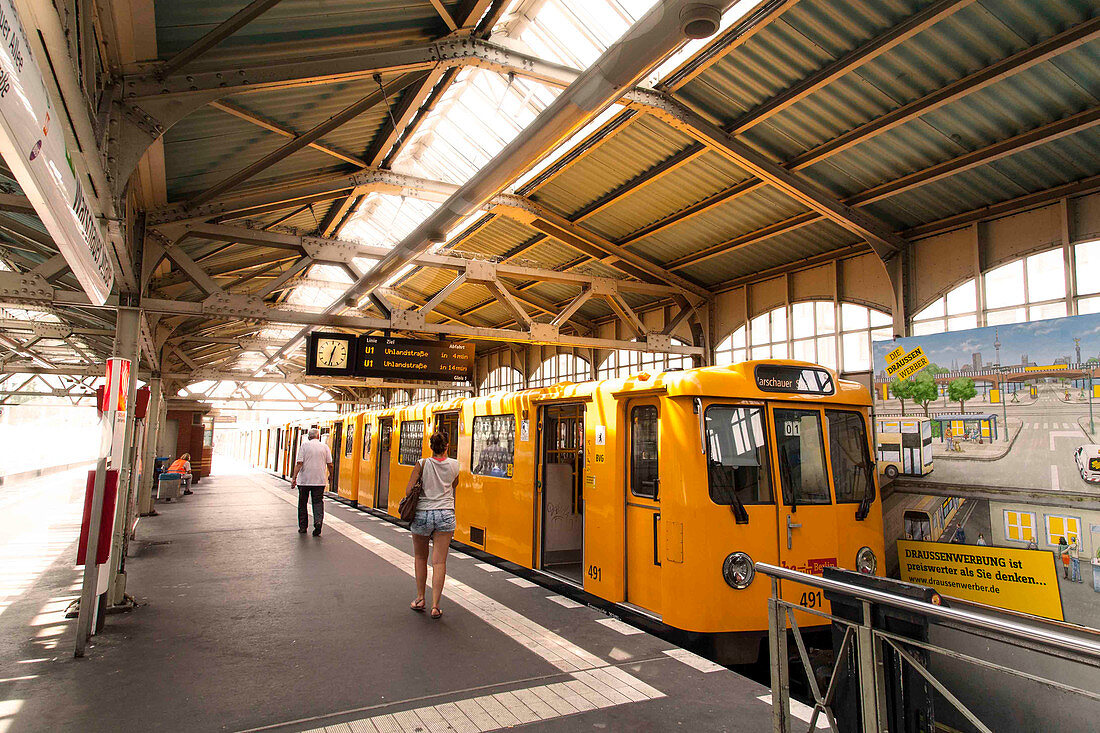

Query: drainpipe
[[341, 1, 733, 304]]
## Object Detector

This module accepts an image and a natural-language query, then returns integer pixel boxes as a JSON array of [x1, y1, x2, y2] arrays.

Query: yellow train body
[[244, 360, 885, 657]]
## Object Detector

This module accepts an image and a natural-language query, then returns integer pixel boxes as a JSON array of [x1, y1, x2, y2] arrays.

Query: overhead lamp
[[680, 4, 723, 39]]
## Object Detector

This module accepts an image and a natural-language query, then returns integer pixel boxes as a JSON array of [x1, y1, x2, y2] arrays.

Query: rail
[[756, 562, 1100, 733]]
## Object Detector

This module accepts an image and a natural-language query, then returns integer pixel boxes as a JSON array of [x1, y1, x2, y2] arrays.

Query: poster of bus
[[871, 312, 1100, 627]]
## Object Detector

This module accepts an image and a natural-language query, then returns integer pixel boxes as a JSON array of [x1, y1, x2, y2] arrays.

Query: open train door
[[624, 398, 662, 616], [375, 418, 393, 510], [537, 403, 585, 585], [768, 405, 840, 615]]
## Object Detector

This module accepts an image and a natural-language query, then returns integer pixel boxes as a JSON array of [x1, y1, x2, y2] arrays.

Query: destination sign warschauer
[[355, 336, 474, 382]]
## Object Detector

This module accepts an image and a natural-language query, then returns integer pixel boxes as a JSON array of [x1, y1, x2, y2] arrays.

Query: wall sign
[[0, 0, 113, 304], [355, 335, 474, 382]]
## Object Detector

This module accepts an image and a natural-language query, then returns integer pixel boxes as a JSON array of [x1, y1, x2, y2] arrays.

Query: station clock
[[306, 332, 355, 377]]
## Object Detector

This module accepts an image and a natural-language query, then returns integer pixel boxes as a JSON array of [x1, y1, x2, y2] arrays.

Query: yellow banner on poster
[[897, 540, 1063, 621], [884, 346, 930, 381]]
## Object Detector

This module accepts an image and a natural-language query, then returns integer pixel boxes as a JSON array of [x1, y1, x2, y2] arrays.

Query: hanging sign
[[0, 0, 114, 304], [354, 336, 474, 382]]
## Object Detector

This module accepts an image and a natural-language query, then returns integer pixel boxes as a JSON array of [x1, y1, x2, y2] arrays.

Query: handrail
[[754, 562, 1100, 661]]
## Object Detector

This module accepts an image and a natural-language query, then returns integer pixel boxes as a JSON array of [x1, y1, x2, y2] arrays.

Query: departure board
[[354, 336, 474, 382]]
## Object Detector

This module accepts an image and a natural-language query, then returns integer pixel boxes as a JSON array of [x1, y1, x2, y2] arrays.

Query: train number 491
[[799, 591, 823, 608], [587, 565, 602, 581]]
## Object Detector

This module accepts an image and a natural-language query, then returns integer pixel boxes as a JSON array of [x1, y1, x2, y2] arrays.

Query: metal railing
[[757, 563, 1100, 733]]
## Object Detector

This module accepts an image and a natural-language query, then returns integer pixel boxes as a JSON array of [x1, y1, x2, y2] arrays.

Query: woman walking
[[405, 431, 459, 619]]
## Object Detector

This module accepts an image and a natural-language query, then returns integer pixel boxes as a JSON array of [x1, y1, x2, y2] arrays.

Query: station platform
[[0, 463, 809, 732]]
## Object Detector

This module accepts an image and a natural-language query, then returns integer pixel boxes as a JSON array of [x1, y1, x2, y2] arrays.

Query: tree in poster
[[912, 370, 940, 417], [890, 377, 914, 415], [948, 377, 977, 414]]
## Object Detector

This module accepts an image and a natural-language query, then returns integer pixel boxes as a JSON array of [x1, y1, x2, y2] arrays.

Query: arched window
[[913, 239, 1100, 334], [597, 339, 691, 379], [717, 301, 890, 373], [389, 390, 410, 406], [439, 388, 467, 401], [480, 366, 524, 395], [369, 392, 386, 408], [714, 326, 747, 366], [529, 354, 590, 388], [411, 389, 436, 404], [912, 280, 978, 335]]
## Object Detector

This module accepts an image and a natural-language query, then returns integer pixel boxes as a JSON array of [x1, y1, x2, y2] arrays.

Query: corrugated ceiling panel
[[628, 186, 809, 266], [154, 0, 452, 65], [578, 149, 750, 241], [531, 117, 695, 217], [677, 220, 857, 285]]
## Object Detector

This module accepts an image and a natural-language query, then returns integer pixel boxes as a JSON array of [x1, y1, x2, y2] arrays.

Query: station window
[[597, 339, 691, 379], [1003, 510, 1035, 543], [480, 366, 524, 395], [704, 406, 773, 506], [530, 354, 590, 388], [1045, 515, 1082, 546], [912, 280, 978, 335], [773, 409, 831, 505], [629, 406, 659, 499], [718, 302, 889, 373], [361, 423, 371, 460], [398, 421, 424, 465], [825, 411, 874, 505], [1074, 239, 1100, 314], [714, 326, 747, 366], [471, 415, 515, 478]]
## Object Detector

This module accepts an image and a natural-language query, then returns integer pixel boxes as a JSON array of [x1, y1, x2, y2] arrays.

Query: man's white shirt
[[296, 439, 332, 486]]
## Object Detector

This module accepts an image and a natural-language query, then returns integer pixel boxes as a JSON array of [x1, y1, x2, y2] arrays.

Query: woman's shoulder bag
[[398, 458, 424, 522]]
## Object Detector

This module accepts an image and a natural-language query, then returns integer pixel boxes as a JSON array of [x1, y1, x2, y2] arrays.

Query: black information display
[[754, 364, 835, 395], [355, 336, 474, 382]]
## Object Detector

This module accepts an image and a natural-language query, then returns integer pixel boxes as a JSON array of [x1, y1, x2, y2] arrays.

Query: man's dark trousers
[[298, 485, 324, 530]]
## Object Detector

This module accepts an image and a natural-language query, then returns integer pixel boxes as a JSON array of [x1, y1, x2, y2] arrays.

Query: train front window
[[773, 409, 831, 506], [826, 410, 874, 505], [704, 406, 773, 505]]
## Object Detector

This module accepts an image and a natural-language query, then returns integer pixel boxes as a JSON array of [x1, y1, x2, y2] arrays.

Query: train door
[[331, 422, 343, 491], [625, 399, 661, 615], [769, 405, 840, 611], [375, 418, 393, 509], [434, 412, 459, 458], [538, 403, 584, 584], [274, 429, 282, 473]]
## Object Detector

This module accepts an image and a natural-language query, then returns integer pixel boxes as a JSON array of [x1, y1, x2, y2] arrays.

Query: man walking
[[290, 427, 332, 536]]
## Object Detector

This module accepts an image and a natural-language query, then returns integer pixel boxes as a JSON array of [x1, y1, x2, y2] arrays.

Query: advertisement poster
[[0, 0, 114, 304], [897, 540, 1063, 620], [872, 312, 1099, 627]]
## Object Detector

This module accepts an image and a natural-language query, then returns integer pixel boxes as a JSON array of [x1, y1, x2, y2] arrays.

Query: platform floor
[[0, 461, 811, 732]]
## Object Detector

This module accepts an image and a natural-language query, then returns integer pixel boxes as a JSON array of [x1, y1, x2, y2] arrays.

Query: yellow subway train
[[237, 360, 885, 662]]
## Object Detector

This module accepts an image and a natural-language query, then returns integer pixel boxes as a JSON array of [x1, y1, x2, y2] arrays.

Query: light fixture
[[856, 546, 878, 575], [722, 552, 754, 589]]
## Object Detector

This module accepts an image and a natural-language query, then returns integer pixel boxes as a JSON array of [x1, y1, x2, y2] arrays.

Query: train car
[[882, 492, 962, 574], [336, 413, 362, 504], [335, 359, 884, 663]]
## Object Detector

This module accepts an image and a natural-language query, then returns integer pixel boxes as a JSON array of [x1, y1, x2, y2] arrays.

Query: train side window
[[630, 406, 659, 499], [472, 415, 515, 478], [825, 410, 874, 504], [361, 424, 372, 460], [398, 421, 424, 465], [704, 406, 773, 505], [344, 425, 355, 458], [773, 409, 831, 505]]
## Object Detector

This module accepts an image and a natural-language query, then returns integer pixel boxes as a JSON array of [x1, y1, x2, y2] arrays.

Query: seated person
[[168, 453, 193, 494]]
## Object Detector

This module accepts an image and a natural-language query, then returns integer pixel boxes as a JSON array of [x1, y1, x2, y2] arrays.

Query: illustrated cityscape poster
[[870, 312, 1100, 627]]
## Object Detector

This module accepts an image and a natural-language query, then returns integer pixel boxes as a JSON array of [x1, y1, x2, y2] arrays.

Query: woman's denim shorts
[[410, 509, 456, 536]]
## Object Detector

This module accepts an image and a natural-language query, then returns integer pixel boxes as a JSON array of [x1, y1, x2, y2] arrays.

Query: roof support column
[[137, 376, 164, 517], [105, 306, 142, 607]]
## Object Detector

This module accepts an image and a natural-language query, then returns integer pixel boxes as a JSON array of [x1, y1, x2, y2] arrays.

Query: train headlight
[[856, 546, 877, 575], [722, 552, 754, 589]]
